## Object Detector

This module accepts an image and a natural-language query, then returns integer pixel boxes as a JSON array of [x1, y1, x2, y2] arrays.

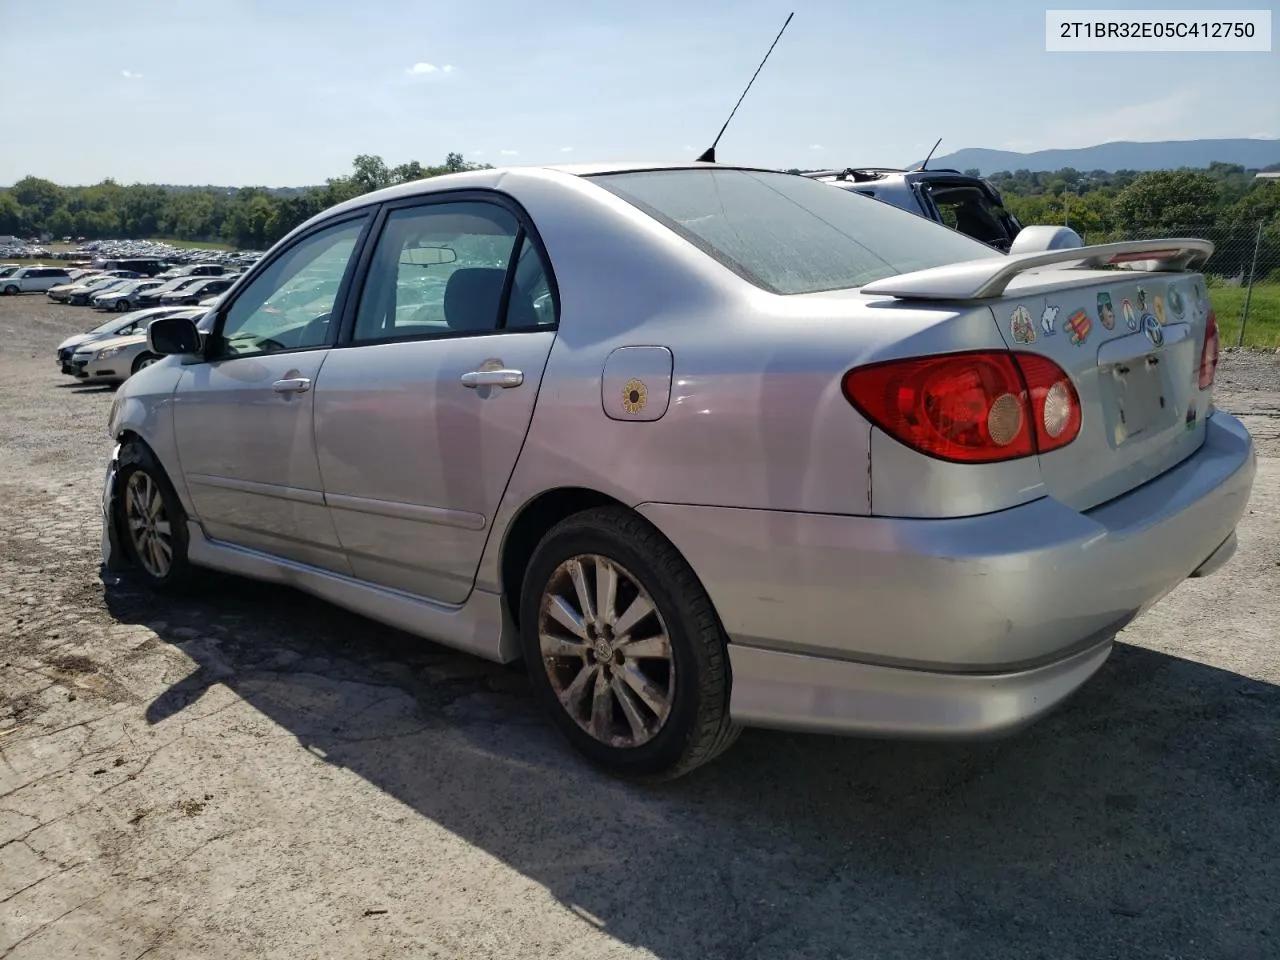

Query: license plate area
[[1102, 354, 1175, 447]]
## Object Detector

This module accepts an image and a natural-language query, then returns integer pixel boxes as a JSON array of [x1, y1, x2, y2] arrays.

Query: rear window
[[589, 168, 1001, 295]]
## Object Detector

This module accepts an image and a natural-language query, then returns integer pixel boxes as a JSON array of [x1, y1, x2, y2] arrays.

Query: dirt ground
[[1, 294, 1278, 960]]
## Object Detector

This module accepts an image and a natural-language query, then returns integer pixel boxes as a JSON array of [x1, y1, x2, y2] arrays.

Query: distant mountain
[[911, 139, 1280, 175]]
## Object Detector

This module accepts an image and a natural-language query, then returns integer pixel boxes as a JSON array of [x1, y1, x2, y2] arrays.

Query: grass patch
[[1209, 283, 1280, 351]]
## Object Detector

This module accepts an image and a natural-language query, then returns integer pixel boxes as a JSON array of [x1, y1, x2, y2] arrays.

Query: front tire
[[131, 352, 160, 375], [519, 507, 740, 780], [117, 299, 132, 312], [2, 285, 17, 295], [113, 442, 195, 593]]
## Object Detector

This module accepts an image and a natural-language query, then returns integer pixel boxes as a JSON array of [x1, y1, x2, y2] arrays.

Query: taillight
[[841, 350, 1081, 464], [1199, 309, 1219, 390]]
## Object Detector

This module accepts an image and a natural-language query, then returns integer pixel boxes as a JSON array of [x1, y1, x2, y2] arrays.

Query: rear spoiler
[[859, 239, 1214, 301]]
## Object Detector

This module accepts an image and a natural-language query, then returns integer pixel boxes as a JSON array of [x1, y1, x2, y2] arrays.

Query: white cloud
[[470, 149, 485, 156], [500, 149, 519, 156], [121, 70, 143, 80], [559, 146, 574, 153], [406, 62, 453, 78], [809, 144, 824, 151]]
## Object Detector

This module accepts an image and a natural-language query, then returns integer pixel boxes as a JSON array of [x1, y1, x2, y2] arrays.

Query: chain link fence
[[1079, 222, 1280, 349]]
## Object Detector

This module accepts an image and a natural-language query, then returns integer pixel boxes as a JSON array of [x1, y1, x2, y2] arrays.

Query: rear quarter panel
[[472, 171, 1016, 590]]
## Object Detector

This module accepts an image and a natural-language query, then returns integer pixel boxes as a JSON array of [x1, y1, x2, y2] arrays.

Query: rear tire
[[113, 442, 196, 594], [519, 507, 740, 781]]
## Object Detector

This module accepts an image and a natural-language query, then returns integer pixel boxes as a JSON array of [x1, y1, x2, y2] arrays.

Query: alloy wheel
[[124, 470, 172, 578], [537, 554, 675, 748]]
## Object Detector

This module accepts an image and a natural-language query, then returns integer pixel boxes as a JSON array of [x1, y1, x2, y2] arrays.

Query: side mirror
[[148, 316, 202, 356]]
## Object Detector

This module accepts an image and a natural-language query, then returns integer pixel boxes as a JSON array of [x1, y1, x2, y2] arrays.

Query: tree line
[[0, 153, 490, 250], [2, 154, 1277, 277]]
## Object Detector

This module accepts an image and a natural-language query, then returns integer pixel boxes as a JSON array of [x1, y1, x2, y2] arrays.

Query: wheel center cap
[[594, 639, 614, 663]]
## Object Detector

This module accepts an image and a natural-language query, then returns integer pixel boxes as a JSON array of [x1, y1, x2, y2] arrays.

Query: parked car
[[92, 278, 167, 312], [102, 162, 1255, 780], [56, 306, 192, 374], [805, 167, 1024, 251], [0, 264, 21, 279], [2, 265, 73, 294], [155, 262, 233, 280], [91, 258, 167, 277], [133, 275, 218, 307], [48, 271, 138, 303], [157, 275, 237, 305], [69, 307, 205, 385], [61, 275, 136, 306]]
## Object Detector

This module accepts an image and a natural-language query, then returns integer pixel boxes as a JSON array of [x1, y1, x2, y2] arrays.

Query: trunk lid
[[993, 268, 1213, 511]]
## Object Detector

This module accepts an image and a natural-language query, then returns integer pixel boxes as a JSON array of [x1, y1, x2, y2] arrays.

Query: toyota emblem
[[1143, 314, 1163, 347]]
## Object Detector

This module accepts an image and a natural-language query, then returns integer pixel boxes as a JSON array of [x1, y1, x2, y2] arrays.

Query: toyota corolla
[[100, 163, 1256, 779]]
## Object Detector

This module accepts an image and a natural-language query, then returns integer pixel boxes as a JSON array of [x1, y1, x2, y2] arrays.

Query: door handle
[[272, 377, 312, 394], [460, 369, 523, 388]]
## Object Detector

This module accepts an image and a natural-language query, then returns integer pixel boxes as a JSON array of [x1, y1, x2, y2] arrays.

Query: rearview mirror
[[148, 316, 202, 356], [401, 245, 457, 266]]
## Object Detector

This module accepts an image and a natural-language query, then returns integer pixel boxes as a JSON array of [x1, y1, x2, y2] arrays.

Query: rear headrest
[[443, 267, 506, 331]]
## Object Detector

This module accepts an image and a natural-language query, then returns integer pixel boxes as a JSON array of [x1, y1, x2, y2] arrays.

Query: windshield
[[88, 315, 138, 335], [589, 168, 1002, 295]]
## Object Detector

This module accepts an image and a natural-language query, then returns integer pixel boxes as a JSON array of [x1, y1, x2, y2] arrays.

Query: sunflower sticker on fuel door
[[621, 378, 648, 415], [1064, 308, 1092, 345], [1010, 304, 1037, 344]]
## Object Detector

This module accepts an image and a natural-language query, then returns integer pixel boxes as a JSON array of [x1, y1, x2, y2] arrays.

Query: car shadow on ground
[[103, 572, 1280, 960]]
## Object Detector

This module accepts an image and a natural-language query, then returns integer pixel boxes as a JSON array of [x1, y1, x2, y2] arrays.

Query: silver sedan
[[100, 163, 1256, 779]]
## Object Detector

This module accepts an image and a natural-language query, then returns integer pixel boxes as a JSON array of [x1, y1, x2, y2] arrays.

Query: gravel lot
[[2, 295, 1278, 960]]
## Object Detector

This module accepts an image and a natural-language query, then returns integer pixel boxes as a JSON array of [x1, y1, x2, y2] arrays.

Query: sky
[[0, 0, 1276, 186]]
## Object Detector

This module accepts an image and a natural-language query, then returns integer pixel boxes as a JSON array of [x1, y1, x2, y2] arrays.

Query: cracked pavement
[[1, 296, 1278, 960]]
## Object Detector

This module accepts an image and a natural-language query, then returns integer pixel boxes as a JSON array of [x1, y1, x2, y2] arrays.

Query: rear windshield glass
[[589, 168, 1001, 295]]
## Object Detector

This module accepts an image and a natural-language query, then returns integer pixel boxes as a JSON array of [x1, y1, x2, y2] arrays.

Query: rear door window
[[589, 168, 999, 295]]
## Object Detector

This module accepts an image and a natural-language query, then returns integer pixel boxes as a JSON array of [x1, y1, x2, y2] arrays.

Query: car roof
[[294, 161, 793, 239]]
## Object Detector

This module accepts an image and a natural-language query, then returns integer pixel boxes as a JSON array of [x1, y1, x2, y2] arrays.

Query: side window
[[353, 201, 520, 343], [507, 236, 557, 328], [213, 215, 366, 359]]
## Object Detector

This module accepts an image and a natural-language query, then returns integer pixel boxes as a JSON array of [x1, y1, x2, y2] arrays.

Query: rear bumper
[[638, 410, 1255, 734], [728, 638, 1114, 737]]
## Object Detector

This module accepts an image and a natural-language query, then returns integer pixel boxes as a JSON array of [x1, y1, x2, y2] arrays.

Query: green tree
[[1112, 171, 1219, 229]]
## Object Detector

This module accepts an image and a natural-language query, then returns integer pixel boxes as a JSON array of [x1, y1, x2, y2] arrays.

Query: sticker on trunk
[[1121, 298, 1137, 331], [1065, 308, 1092, 345], [1154, 294, 1167, 325], [1040, 303, 1059, 337], [1167, 285, 1186, 319], [1185, 402, 1198, 431], [1143, 313, 1163, 346], [1097, 292, 1116, 330], [1010, 305, 1037, 344]]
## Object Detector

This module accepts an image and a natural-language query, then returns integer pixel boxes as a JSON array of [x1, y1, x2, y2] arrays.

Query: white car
[[69, 307, 205, 384], [2, 265, 73, 294], [56, 306, 193, 374]]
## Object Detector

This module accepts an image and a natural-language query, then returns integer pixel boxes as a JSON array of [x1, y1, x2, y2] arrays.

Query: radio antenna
[[696, 12, 794, 163], [916, 137, 943, 171]]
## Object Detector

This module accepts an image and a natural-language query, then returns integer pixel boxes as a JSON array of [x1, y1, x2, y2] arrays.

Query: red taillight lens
[[841, 350, 1081, 464], [1199, 309, 1219, 390]]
